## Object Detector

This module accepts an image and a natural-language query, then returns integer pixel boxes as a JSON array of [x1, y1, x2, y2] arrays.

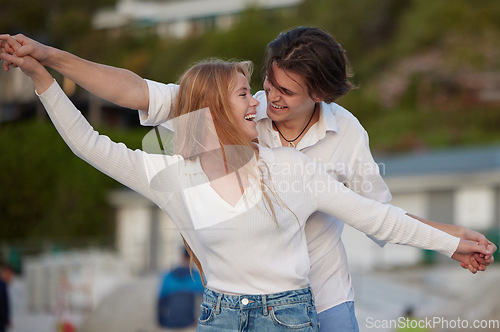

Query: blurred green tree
[[0, 120, 146, 242], [0, 0, 117, 48]]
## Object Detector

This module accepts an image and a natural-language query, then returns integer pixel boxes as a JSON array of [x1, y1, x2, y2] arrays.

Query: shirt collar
[[317, 102, 338, 134]]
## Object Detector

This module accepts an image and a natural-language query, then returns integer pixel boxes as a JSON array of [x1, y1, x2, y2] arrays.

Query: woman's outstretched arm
[[1, 50, 177, 208]]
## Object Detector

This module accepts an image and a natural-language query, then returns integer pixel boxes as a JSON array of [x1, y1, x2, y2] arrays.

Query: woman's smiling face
[[229, 72, 259, 140]]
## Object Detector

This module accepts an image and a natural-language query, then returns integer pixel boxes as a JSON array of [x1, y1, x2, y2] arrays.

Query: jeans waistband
[[203, 286, 314, 314]]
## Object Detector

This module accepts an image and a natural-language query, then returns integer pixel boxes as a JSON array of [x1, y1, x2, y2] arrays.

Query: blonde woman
[[1, 50, 490, 332]]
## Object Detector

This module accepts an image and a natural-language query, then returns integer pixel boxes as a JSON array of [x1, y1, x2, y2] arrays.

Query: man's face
[[263, 62, 317, 125]]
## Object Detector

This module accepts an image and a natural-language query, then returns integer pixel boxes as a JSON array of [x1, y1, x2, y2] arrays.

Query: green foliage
[[0, 0, 117, 47], [0, 120, 146, 241], [0, 0, 46, 36], [394, 0, 500, 70], [143, 6, 292, 92], [328, 0, 500, 151], [294, 0, 412, 79], [194, 7, 291, 90]]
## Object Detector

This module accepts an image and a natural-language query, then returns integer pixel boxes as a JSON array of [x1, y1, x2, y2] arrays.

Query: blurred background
[[1, 0, 500, 331]]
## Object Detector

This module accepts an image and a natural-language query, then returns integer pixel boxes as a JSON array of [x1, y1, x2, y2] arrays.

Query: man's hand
[[459, 241, 496, 272], [407, 213, 497, 273], [459, 227, 496, 261], [456, 227, 496, 272]]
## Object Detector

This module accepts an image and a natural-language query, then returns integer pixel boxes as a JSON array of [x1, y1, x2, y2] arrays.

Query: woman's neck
[[199, 144, 258, 181], [199, 144, 259, 207]]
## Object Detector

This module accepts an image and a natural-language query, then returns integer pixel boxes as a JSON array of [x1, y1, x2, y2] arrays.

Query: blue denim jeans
[[317, 301, 359, 332], [196, 287, 319, 331]]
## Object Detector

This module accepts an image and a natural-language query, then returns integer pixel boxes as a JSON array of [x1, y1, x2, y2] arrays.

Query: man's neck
[[273, 105, 319, 147]]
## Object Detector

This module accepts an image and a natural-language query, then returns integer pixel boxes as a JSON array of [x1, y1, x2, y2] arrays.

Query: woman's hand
[[1, 34, 51, 71]]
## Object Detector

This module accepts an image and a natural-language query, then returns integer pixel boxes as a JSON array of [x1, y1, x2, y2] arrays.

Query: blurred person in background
[[157, 249, 204, 332], [0, 263, 14, 332]]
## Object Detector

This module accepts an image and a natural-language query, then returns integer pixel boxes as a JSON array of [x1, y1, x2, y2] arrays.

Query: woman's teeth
[[245, 114, 256, 120]]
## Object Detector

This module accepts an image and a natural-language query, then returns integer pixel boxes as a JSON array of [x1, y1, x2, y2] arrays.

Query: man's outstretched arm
[[407, 213, 496, 273], [1, 34, 149, 111]]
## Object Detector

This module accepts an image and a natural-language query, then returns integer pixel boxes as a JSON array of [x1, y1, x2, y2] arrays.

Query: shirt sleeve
[[303, 154, 459, 257], [346, 129, 392, 203], [138, 79, 179, 127], [344, 122, 401, 247], [38, 80, 182, 206]]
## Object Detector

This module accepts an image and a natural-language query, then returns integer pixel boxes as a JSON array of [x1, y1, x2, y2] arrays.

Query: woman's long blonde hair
[[173, 59, 296, 285]]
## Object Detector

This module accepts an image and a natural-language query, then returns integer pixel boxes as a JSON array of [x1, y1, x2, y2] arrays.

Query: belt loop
[[216, 293, 223, 314], [309, 286, 315, 306], [262, 294, 268, 316]]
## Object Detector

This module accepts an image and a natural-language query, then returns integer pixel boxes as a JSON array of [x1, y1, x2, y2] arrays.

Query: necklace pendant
[[288, 141, 295, 148]]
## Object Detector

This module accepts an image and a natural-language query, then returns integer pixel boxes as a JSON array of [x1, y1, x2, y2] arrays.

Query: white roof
[[94, 0, 301, 30], [121, 0, 300, 22]]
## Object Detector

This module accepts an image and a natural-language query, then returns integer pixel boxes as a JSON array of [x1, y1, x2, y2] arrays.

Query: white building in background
[[108, 189, 184, 275], [109, 145, 500, 274], [23, 250, 133, 315], [93, 0, 302, 38], [0, 68, 37, 123]]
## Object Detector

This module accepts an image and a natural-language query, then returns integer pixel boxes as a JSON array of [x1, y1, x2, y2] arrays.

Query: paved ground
[[353, 264, 500, 331], [10, 274, 158, 332], [10, 264, 500, 332]]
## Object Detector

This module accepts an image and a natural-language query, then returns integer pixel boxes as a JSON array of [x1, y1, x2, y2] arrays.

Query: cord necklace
[[272, 104, 317, 148]]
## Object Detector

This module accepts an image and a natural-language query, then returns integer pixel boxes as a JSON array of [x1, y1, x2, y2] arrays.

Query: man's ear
[[311, 92, 323, 103]]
